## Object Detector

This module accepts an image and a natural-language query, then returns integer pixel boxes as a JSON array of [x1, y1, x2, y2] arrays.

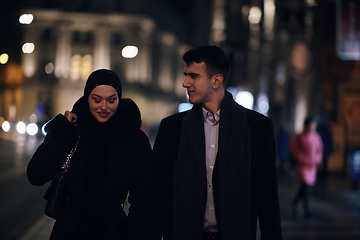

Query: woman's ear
[[212, 74, 224, 89]]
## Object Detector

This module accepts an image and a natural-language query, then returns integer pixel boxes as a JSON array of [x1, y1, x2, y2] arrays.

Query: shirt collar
[[202, 107, 220, 124]]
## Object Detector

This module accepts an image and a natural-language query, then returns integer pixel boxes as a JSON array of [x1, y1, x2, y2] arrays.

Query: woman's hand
[[64, 110, 78, 126]]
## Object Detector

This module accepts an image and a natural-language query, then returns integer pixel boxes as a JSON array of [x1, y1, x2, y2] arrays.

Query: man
[[153, 45, 282, 240]]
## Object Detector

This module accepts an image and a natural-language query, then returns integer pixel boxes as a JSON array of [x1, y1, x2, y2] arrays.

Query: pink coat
[[290, 131, 323, 185]]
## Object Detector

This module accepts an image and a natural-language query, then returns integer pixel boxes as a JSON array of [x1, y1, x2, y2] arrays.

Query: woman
[[27, 69, 154, 239], [290, 116, 323, 218]]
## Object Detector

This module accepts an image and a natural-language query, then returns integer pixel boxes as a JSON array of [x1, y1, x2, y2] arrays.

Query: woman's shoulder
[[45, 114, 72, 132], [118, 98, 142, 129]]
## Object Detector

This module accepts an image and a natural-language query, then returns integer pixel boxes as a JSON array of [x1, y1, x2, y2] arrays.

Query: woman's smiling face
[[88, 85, 119, 123]]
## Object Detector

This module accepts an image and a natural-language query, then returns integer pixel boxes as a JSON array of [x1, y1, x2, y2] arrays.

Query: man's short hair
[[182, 45, 230, 85]]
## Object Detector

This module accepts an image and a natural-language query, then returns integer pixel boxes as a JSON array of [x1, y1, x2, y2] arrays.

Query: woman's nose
[[101, 100, 108, 110]]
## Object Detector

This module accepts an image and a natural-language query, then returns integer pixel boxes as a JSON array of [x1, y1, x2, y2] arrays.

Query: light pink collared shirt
[[202, 107, 220, 232]]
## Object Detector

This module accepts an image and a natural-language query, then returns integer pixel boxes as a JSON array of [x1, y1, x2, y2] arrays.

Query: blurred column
[[137, 19, 155, 84], [210, 0, 227, 45], [22, 23, 37, 78], [158, 33, 176, 92], [4, 64, 24, 122], [247, 4, 262, 111], [55, 24, 71, 79], [93, 26, 111, 70]]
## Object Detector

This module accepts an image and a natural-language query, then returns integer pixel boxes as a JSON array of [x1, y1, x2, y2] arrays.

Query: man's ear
[[212, 74, 224, 89]]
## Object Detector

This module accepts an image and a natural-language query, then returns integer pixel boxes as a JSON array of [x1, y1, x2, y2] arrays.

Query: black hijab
[[71, 69, 124, 139], [69, 69, 141, 211]]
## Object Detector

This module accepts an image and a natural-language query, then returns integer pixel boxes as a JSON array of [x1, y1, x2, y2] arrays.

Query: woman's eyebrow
[[107, 94, 117, 99], [92, 94, 117, 98]]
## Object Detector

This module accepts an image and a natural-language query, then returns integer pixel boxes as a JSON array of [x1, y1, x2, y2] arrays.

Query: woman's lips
[[98, 112, 109, 117]]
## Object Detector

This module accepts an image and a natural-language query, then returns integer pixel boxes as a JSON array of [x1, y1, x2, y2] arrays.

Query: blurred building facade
[[1, 0, 360, 175], [19, 9, 189, 139], [209, 0, 360, 176]]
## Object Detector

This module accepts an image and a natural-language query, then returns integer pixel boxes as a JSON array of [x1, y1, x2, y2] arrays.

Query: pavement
[[278, 170, 360, 240], [2, 127, 357, 240], [16, 168, 360, 240], [19, 216, 55, 240]]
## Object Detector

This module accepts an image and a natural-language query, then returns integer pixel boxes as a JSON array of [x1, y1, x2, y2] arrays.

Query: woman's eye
[[108, 97, 117, 104]]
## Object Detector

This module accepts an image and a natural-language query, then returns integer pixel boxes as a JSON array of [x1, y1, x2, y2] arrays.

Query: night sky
[[0, 0, 212, 64], [1, 0, 210, 44]]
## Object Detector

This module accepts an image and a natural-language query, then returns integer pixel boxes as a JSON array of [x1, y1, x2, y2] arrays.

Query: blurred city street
[[1, 132, 360, 240], [1, 0, 359, 239]]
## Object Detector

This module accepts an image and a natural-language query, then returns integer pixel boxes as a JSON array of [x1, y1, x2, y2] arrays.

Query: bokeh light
[[45, 62, 54, 74], [26, 123, 38, 136], [19, 14, 33, 24], [2, 121, 10, 132], [236, 91, 254, 109], [178, 103, 193, 113], [29, 114, 38, 123], [16, 121, 26, 134], [248, 6, 262, 24], [42, 124, 47, 136], [22, 43, 35, 53], [122, 46, 138, 58], [0, 53, 9, 64]]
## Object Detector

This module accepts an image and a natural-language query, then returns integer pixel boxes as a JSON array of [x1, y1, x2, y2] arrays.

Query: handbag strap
[[61, 134, 80, 171]]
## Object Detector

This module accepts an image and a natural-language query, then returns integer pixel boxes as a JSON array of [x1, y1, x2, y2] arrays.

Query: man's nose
[[182, 77, 190, 88]]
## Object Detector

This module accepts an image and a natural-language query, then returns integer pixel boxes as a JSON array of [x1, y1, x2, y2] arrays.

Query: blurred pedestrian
[[316, 112, 333, 180], [153, 45, 282, 240], [27, 69, 155, 240], [276, 124, 290, 173], [290, 116, 323, 218]]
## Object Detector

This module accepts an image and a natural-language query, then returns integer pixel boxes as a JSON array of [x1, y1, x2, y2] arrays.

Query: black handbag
[[44, 135, 80, 219]]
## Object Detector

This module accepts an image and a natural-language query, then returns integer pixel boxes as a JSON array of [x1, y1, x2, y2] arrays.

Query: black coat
[[152, 98, 282, 240], [27, 98, 154, 240]]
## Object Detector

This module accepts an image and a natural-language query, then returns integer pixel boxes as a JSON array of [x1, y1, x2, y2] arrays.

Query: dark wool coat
[[27, 98, 154, 240], [152, 94, 283, 240]]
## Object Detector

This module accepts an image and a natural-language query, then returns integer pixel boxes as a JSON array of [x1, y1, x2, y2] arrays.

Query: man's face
[[183, 62, 213, 105], [88, 85, 119, 123]]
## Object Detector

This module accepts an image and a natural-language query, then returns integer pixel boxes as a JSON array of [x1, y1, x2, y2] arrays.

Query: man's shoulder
[[154, 111, 188, 149], [244, 108, 273, 128], [160, 111, 188, 126]]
